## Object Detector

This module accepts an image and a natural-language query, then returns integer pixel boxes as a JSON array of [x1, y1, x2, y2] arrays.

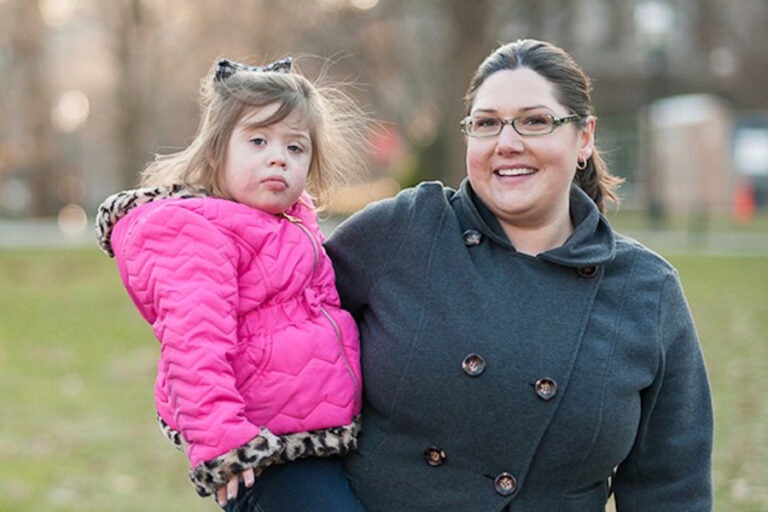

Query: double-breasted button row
[[423, 446, 519, 496], [423, 446, 446, 467], [494, 472, 518, 496], [462, 353, 557, 403], [461, 353, 486, 376]]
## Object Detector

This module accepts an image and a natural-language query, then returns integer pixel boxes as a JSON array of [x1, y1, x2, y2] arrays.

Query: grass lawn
[[668, 254, 768, 511], [0, 248, 766, 511]]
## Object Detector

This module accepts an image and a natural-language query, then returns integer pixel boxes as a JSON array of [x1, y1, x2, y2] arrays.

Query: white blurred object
[[57, 203, 88, 236]]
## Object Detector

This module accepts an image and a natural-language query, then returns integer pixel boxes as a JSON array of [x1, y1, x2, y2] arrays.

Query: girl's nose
[[268, 147, 288, 168]]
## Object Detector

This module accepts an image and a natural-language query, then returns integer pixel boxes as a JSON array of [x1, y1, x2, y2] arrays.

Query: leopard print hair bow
[[214, 57, 293, 82]]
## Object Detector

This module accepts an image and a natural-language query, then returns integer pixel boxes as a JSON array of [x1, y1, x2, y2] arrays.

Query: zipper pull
[[280, 212, 301, 224]]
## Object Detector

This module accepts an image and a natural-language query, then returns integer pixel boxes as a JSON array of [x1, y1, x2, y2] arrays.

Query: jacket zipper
[[280, 213, 361, 401]]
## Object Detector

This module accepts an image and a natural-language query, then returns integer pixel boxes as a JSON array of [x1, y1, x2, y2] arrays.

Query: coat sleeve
[[613, 271, 713, 511], [117, 204, 266, 469]]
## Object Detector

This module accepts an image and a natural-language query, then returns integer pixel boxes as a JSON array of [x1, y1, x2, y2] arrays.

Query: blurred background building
[[1, 0, 767, 236]]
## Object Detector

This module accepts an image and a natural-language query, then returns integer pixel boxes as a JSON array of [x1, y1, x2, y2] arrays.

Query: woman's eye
[[475, 117, 500, 128], [521, 115, 550, 126]]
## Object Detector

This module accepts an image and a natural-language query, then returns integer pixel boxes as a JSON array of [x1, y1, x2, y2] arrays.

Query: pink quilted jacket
[[96, 186, 361, 496]]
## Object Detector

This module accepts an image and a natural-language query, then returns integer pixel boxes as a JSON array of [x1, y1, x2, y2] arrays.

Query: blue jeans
[[221, 457, 366, 512]]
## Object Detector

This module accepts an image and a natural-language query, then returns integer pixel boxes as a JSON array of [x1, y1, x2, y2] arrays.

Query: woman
[[325, 39, 713, 511]]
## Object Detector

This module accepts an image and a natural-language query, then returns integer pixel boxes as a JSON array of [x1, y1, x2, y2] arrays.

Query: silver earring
[[576, 157, 588, 171]]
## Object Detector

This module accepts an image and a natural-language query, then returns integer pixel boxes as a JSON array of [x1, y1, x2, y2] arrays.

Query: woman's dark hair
[[465, 39, 622, 211]]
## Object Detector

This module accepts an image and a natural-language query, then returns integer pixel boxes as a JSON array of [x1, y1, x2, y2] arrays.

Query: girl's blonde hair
[[140, 58, 368, 207]]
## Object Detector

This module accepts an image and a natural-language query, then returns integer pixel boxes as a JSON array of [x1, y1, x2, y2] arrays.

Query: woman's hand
[[216, 467, 257, 507]]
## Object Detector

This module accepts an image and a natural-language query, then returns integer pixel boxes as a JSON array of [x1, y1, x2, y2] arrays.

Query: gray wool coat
[[325, 180, 713, 512]]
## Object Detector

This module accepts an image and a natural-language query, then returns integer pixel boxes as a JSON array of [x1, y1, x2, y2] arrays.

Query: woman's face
[[465, 68, 594, 232], [221, 103, 312, 214]]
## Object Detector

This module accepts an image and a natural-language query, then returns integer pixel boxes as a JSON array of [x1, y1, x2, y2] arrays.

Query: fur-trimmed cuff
[[188, 428, 285, 497], [157, 414, 362, 497], [158, 414, 186, 452], [280, 415, 361, 462]]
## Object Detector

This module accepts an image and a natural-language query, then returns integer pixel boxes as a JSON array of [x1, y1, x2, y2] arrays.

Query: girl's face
[[221, 103, 312, 214], [465, 68, 594, 233]]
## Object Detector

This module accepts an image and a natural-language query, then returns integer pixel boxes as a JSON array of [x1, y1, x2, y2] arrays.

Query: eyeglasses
[[459, 113, 583, 137]]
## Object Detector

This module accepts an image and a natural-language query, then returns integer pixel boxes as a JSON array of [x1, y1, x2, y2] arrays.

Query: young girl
[[96, 57, 367, 511]]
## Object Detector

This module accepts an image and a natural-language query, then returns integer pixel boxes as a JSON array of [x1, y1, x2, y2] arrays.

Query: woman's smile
[[494, 166, 538, 178]]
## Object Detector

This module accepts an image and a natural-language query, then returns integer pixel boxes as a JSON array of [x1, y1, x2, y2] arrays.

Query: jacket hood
[[94, 184, 207, 257], [458, 179, 616, 268]]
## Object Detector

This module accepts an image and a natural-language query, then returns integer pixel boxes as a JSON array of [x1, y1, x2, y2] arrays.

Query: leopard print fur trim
[[157, 413, 187, 452], [94, 184, 208, 257], [157, 414, 361, 497], [189, 427, 285, 497], [279, 419, 361, 462]]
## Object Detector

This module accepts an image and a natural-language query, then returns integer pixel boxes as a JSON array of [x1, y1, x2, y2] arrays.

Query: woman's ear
[[578, 115, 596, 159]]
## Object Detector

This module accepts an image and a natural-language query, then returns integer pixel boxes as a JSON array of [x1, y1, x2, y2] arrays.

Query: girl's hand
[[216, 467, 257, 507]]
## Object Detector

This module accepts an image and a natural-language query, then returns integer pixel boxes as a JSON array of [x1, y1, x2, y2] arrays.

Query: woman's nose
[[495, 124, 525, 154]]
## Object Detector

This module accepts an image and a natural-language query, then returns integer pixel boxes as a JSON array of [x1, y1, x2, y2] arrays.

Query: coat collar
[[95, 184, 208, 257], [456, 178, 616, 268], [95, 185, 316, 257]]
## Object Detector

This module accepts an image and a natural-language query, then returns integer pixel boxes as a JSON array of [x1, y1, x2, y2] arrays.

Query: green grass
[[668, 254, 768, 511], [606, 208, 768, 234], [0, 249, 210, 512], [0, 248, 766, 511]]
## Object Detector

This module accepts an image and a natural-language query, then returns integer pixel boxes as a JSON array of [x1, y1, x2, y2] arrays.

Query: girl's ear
[[206, 149, 223, 192], [207, 147, 219, 169]]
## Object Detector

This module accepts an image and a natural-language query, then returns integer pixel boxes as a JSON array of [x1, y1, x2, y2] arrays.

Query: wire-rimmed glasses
[[460, 113, 583, 137]]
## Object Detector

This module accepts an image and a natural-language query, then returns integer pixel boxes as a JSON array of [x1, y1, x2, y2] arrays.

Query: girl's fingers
[[216, 485, 228, 507], [216, 469, 258, 506], [242, 468, 256, 488], [226, 475, 239, 501]]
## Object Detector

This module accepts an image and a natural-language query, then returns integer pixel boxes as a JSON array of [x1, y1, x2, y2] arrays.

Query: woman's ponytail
[[573, 148, 623, 213]]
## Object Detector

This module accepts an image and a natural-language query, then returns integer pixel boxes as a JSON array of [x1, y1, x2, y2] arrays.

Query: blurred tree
[[2, 0, 767, 217], [727, 1, 768, 107], [107, 0, 157, 189], [310, 0, 495, 187], [419, 0, 492, 187], [8, 0, 54, 216]]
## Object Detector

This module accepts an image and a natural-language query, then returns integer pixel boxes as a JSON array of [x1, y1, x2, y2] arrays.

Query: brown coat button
[[423, 446, 446, 467], [577, 265, 598, 278], [494, 472, 518, 496], [534, 378, 558, 401], [463, 230, 483, 246], [461, 353, 486, 376]]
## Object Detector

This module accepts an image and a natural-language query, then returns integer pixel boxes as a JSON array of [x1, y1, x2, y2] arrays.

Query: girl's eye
[[250, 137, 266, 146], [287, 144, 303, 153]]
